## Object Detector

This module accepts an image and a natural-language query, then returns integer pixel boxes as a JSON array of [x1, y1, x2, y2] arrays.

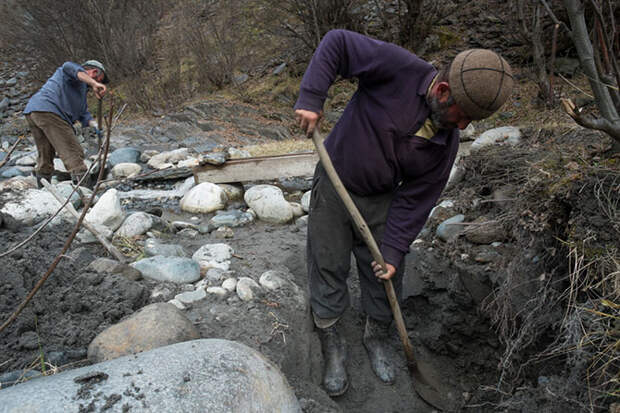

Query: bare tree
[[555, 0, 620, 150]]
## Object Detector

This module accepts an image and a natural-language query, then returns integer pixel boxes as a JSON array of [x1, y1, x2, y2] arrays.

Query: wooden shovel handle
[[311, 129, 416, 367]]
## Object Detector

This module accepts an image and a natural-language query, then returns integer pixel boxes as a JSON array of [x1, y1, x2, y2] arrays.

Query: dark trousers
[[307, 163, 405, 323]]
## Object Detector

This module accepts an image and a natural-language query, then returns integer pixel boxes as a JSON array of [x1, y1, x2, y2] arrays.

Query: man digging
[[295, 30, 513, 396], [24, 60, 109, 188]]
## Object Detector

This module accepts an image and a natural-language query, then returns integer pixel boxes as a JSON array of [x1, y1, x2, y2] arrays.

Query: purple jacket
[[295, 30, 459, 267]]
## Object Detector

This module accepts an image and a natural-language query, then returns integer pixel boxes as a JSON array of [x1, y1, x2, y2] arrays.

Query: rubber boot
[[363, 316, 396, 384], [70, 171, 93, 190], [317, 324, 348, 396], [35, 172, 53, 189]]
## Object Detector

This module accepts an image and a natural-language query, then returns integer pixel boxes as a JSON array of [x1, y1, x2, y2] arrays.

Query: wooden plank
[[194, 152, 318, 184]]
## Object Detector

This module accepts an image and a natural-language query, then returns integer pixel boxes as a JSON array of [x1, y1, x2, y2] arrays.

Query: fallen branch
[[0, 135, 24, 169]]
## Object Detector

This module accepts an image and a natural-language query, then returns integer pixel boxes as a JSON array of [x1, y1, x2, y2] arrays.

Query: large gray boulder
[[0, 339, 301, 412]]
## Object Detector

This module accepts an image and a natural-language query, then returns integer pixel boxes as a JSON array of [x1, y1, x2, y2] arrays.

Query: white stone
[[140, 149, 159, 163], [15, 153, 36, 166], [259, 270, 287, 291], [0, 189, 73, 228], [228, 147, 251, 158], [148, 148, 190, 169], [175, 288, 207, 304], [111, 162, 141, 178], [236, 277, 260, 301], [192, 243, 234, 271], [222, 277, 238, 292], [85, 188, 125, 231], [77, 222, 114, 243], [180, 182, 227, 214], [168, 299, 186, 310], [460, 123, 476, 141], [243, 185, 293, 224], [115, 212, 154, 238], [177, 158, 200, 168], [301, 191, 311, 212], [471, 126, 522, 152], [0, 176, 36, 192], [206, 286, 228, 297]]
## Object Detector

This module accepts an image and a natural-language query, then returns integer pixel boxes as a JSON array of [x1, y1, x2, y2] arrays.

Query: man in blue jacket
[[295, 30, 513, 396], [24, 60, 109, 187]]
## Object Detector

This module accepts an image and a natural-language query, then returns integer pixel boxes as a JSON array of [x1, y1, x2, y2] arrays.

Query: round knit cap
[[449, 49, 513, 120]]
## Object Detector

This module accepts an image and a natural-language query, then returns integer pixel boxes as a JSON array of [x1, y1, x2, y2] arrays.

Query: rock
[[244, 185, 293, 224], [192, 243, 233, 272], [1, 166, 26, 178], [221, 278, 237, 292], [429, 200, 455, 222], [87, 302, 199, 362], [219, 183, 244, 201], [77, 222, 114, 243], [144, 238, 187, 257], [0, 176, 36, 192], [228, 147, 251, 158], [115, 212, 155, 238], [85, 188, 125, 231], [471, 126, 521, 152], [209, 209, 254, 228], [175, 288, 207, 305], [53, 182, 86, 209], [0, 97, 9, 111], [464, 217, 506, 244], [131, 256, 201, 283], [290, 202, 304, 217], [436, 214, 466, 242], [201, 152, 228, 165], [15, 153, 36, 166], [140, 149, 159, 163], [147, 148, 190, 169], [168, 298, 186, 310], [295, 215, 308, 228], [177, 158, 199, 168], [273, 62, 287, 75], [0, 339, 301, 412], [87, 257, 123, 273], [108, 147, 141, 166], [0, 189, 72, 229], [206, 286, 228, 297], [0, 369, 41, 388], [236, 277, 261, 301], [180, 182, 227, 214], [301, 190, 311, 212], [459, 123, 476, 141], [259, 270, 287, 291], [111, 162, 141, 178], [214, 226, 234, 239], [206, 268, 228, 284]]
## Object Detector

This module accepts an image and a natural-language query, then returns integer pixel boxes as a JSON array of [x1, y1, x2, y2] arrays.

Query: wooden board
[[194, 152, 318, 184]]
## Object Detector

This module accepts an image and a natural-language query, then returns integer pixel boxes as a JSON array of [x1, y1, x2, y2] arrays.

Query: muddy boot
[[317, 324, 348, 396], [363, 316, 396, 384], [35, 172, 53, 189], [71, 171, 93, 190]]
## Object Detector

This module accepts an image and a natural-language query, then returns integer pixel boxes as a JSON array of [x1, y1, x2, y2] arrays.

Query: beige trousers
[[26, 112, 86, 175]]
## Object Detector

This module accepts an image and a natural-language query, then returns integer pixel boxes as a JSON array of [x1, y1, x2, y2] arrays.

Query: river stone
[[236, 277, 261, 301], [115, 212, 155, 238], [259, 270, 287, 291], [436, 214, 466, 242], [301, 190, 311, 212], [15, 153, 36, 166], [0, 339, 301, 412], [131, 256, 200, 283], [471, 126, 521, 152], [87, 303, 199, 363], [206, 286, 228, 297], [86, 188, 125, 231], [111, 162, 141, 178], [0, 175, 36, 191], [244, 184, 293, 224], [175, 288, 207, 305], [77, 222, 114, 243], [192, 243, 233, 271], [53, 182, 87, 209], [147, 148, 190, 169], [0, 189, 72, 229], [209, 209, 254, 228], [108, 147, 141, 166], [1, 166, 26, 178], [180, 182, 227, 214], [144, 238, 188, 257]]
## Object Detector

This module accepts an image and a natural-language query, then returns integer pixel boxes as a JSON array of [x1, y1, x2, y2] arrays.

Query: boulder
[[244, 184, 293, 224], [85, 188, 125, 231], [88, 303, 199, 362], [180, 182, 227, 214], [115, 212, 155, 238], [111, 162, 141, 178], [0, 189, 71, 229], [436, 214, 466, 242], [192, 243, 233, 271], [108, 147, 141, 166], [0, 339, 301, 413], [471, 126, 521, 152], [131, 256, 201, 283]]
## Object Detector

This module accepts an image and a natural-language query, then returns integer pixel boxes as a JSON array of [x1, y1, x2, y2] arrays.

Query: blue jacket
[[295, 30, 459, 267], [24, 62, 93, 127]]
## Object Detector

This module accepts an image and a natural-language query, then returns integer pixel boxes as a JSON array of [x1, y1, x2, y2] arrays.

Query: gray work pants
[[307, 163, 405, 323]]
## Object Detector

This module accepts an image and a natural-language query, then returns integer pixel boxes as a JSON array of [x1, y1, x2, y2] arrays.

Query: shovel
[[311, 129, 457, 411]]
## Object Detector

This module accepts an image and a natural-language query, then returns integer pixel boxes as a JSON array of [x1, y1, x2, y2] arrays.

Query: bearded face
[[427, 93, 458, 130]]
